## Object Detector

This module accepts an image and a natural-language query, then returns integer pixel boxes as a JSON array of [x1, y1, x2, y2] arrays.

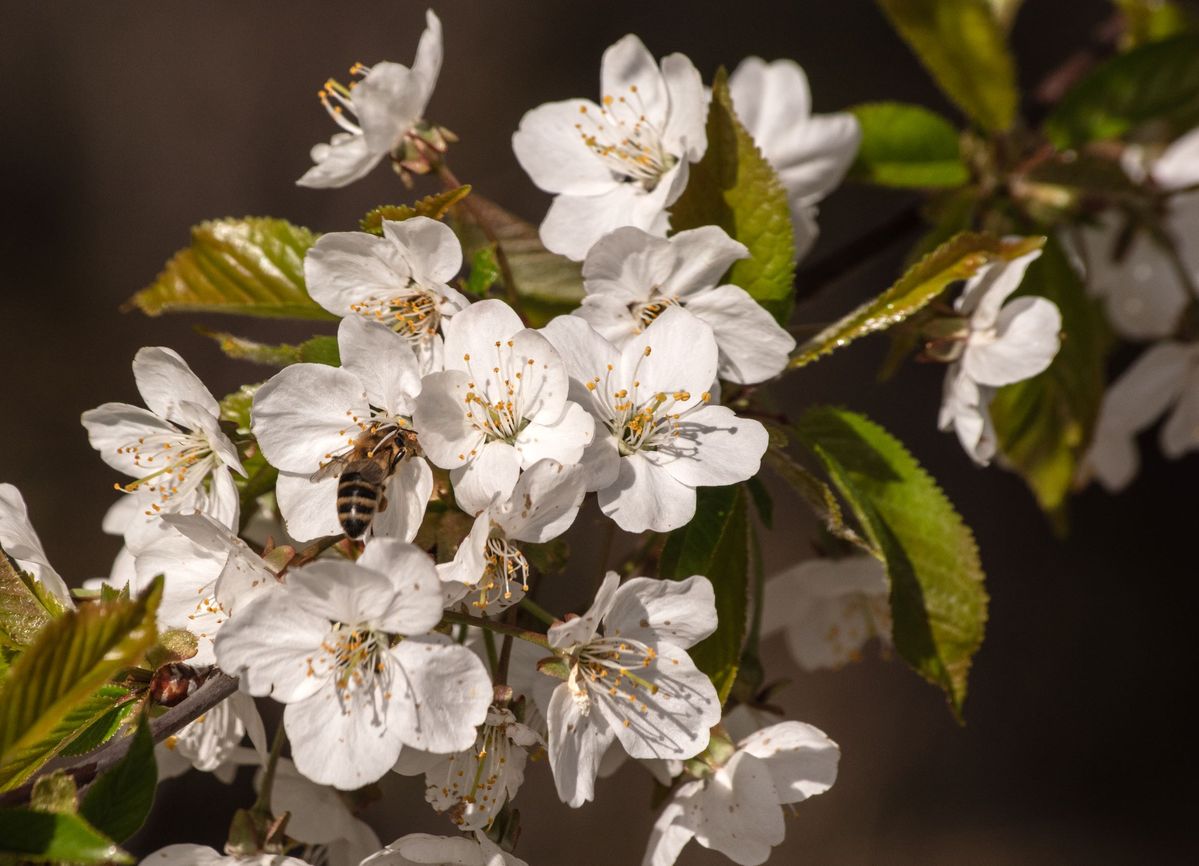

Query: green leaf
[[58, 692, 139, 759], [127, 218, 334, 320], [1114, 0, 1193, 49], [451, 195, 584, 327], [849, 102, 970, 188], [219, 384, 260, 434], [0, 809, 131, 864], [80, 714, 157, 843], [876, 0, 1019, 132], [790, 233, 1044, 369], [764, 441, 873, 552], [669, 69, 796, 323], [202, 330, 340, 367], [1045, 34, 1199, 147], [360, 185, 472, 235], [990, 237, 1110, 528], [30, 772, 77, 815], [795, 407, 987, 717], [463, 245, 501, 298], [0, 555, 66, 650], [0, 579, 162, 791], [659, 485, 748, 703]]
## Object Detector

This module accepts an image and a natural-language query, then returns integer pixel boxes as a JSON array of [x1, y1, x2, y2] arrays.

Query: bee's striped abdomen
[[337, 471, 380, 539]]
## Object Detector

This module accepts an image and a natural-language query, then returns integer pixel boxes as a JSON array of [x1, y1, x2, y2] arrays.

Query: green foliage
[[0, 579, 162, 791], [764, 440, 873, 552], [451, 195, 584, 327], [30, 772, 77, 815], [659, 485, 749, 703], [202, 330, 340, 367], [990, 238, 1110, 529], [876, 0, 1019, 132], [360, 185, 472, 234], [0, 556, 66, 650], [1114, 0, 1192, 49], [463, 245, 501, 298], [219, 384, 259, 434], [80, 714, 157, 843], [791, 233, 1044, 369], [669, 69, 796, 323], [145, 629, 199, 669], [128, 218, 335, 320], [795, 407, 987, 717], [1045, 33, 1199, 147], [0, 809, 130, 864], [58, 692, 138, 759], [849, 102, 970, 188]]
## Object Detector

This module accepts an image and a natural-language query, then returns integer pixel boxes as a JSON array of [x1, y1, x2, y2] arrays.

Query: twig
[[440, 610, 550, 649]]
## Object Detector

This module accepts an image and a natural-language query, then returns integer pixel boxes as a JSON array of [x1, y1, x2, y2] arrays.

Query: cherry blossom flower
[[298, 10, 442, 188], [214, 540, 491, 789], [439, 460, 585, 615], [157, 692, 267, 784], [761, 555, 891, 671], [576, 226, 795, 384], [1076, 127, 1199, 340], [129, 512, 280, 666], [361, 833, 527, 866], [939, 249, 1061, 463], [419, 705, 541, 831], [643, 722, 840, 866], [414, 299, 595, 512], [512, 34, 706, 260], [251, 316, 433, 543], [543, 307, 769, 532], [0, 483, 72, 608], [1081, 341, 1199, 491], [141, 846, 311, 866], [728, 57, 861, 258], [537, 572, 721, 808], [304, 217, 468, 373], [81, 347, 245, 539]]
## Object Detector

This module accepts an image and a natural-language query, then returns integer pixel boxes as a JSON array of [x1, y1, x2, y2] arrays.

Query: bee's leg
[[378, 492, 390, 514]]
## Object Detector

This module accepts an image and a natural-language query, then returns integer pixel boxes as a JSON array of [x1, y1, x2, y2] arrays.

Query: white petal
[[1153, 127, 1199, 191], [364, 834, 481, 866], [582, 226, 677, 304], [1080, 426, 1140, 493], [738, 720, 840, 804], [512, 402, 594, 468], [622, 306, 719, 405], [540, 181, 673, 262], [939, 365, 997, 465], [599, 452, 697, 533], [548, 571, 620, 649], [647, 404, 768, 488], [684, 285, 796, 384], [338, 316, 422, 416], [304, 230, 411, 317], [297, 133, 380, 189], [512, 99, 618, 195], [963, 296, 1062, 387], [641, 797, 697, 866], [251, 364, 369, 474], [1161, 368, 1199, 458], [213, 591, 329, 703], [1097, 341, 1192, 434], [956, 248, 1043, 329], [493, 460, 586, 543], [355, 62, 422, 153], [576, 296, 640, 346], [442, 298, 525, 367], [450, 441, 522, 516], [601, 35, 668, 122], [356, 538, 444, 636], [540, 313, 623, 405], [0, 484, 71, 608], [412, 370, 484, 470], [545, 683, 615, 808], [658, 227, 749, 299], [132, 347, 220, 424], [286, 559, 399, 626], [690, 752, 785, 865], [660, 52, 707, 160], [774, 112, 862, 208], [368, 458, 432, 543], [729, 58, 811, 154], [411, 10, 444, 110], [382, 216, 463, 286], [387, 637, 492, 753], [605, 575, 718, 649], [275, 472, 342, 542], [81, 403, 183, 477]]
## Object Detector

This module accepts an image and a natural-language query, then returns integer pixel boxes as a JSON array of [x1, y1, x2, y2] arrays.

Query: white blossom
[[157, 692, 267, 784], [141, 846, 311, 866], [761, 555, 891, 671], [576, 226, 795, 384], [643, 722, 840, 866], [939, 248, 1061, 463], [414, 299, 595, 512], [0, 483, 73, 608], [543, 307, 769, 532], [419, 705, 541, 831], [361, 833, 527, 866], [512, 34, 706, 260], [298, 10, 442, 189], [81, 347, 245, 541], [214, 540, 491, 789], [728, 57, 861, 258], [304, 217, 469, 373], [251, 316, 433, 543], [439, 460, 585, 615], [1081, 341, 1199, 491], [538, 572, 721, 808]]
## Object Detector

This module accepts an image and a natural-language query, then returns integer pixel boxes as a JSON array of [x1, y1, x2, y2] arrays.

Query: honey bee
[[311, 425, 419, 539]]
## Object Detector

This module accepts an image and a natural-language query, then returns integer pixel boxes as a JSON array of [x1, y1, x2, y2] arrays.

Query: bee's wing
[[309, 457, 348, 483]]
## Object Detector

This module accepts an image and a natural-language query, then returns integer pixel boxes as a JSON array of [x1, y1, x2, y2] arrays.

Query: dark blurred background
[[2, 2, 1196, 863]]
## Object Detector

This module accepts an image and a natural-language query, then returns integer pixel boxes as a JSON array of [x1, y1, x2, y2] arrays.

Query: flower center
[[114, 428, 216, 514], [574, 86, 676, 191], [570, 636, 659, 720], [583, 346, 711, 456], [349, 287, 442, 346], [432, 709, 519, 827], [314, 624, 392, 708], [631, 296, 677, 331], [317, 65, 372, 136], [468, 536, 530, 612], [458, 343, 539, 447]]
